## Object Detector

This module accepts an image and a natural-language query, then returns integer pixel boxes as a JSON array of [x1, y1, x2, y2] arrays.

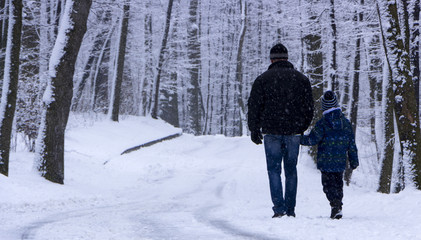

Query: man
[[247, 43, 314, 218]]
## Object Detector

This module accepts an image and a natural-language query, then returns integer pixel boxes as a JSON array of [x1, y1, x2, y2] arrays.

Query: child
[[300, 90, 359, 219]]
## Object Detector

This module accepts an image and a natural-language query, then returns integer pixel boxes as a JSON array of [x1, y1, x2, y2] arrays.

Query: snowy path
[[18, 135, 281, 240], [2, 118, 421, 239]]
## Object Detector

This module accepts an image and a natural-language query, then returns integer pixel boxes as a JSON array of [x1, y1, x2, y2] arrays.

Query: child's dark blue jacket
[[300, 108, 359, 172]]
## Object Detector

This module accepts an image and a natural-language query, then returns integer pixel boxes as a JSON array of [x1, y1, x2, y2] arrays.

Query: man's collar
[[268, 60, 294, 70]]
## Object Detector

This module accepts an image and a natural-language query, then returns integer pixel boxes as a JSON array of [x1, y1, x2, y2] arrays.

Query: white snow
[[1, 115, 421, 240]]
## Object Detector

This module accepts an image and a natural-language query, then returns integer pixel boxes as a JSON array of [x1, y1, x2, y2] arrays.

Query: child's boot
[[330, 206, 342, 219]]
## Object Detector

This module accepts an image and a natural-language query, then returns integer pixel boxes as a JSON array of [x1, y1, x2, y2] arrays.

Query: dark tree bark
[[110, 0, 130, 122], [186, 0, 203, 135], [53, 0, 63, 36], [0, 0, 22, 176], [377, 1, 395, 194], [329, 0, 338, 92], [378, 61, 395, 194], [378, 84, 395, 193], [160, 3, 179, 128], [0, 0, 8, 90], [151, 0, 174, 119], [36, 0, 92, 184], [411, 0, 420, 110], [381, 0, 421, 190]]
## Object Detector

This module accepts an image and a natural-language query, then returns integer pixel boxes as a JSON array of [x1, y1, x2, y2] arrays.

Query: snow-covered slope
[[1, 116, 420, 239]]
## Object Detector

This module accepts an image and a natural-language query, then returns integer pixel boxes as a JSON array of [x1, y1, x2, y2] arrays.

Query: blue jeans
[[263, 134, 300, 215]]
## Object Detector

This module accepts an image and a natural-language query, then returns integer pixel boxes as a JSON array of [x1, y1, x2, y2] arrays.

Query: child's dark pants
[[321, 171, 344, 208]]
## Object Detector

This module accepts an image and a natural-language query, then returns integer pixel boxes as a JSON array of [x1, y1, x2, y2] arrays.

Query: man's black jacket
[[247, 60, 314, 135]]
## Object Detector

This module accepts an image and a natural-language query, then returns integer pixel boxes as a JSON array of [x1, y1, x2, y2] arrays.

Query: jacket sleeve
[[247, 77, 264, 132], [300, 120, 324, 146], [347, 125, 359, 169]]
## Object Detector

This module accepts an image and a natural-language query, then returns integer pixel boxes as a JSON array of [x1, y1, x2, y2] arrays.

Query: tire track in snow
[[19, 201, 179, 240], [19, 200, 227, 240], [195, 205, 283, 240], [193, 179, 283, 240]]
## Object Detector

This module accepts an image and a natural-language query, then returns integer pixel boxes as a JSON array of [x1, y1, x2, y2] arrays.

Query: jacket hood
[[323, 108, 344, 130], [268, 60, 294, 70]]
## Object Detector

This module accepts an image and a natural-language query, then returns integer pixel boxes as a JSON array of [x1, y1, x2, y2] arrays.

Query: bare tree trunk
[[329, 0, 338, 92], [35, 0, 92, 184], [0, 0, 9, 90], [141, 6, 153, 116], [378, 62, 395, 194], [234, 0, 247, 136], [203, 1, 212, 135], [345, 4, 363, 185], [151, 0, 174, 119], [302, 0, 323, 163], [0, 0, 22, 176], [109, 0, 130, 122], [411, 0, 420, 110], [186, 0, 203, 135], [160, 1, 179, 127], [380, 0, 421, 190], [377, 2, 395, 194]]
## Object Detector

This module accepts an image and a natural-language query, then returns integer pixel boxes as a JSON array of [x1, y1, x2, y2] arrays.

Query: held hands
[[251, 130, 263, 145]]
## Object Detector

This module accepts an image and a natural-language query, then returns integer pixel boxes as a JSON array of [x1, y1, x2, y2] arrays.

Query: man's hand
[[251, 131, 263, 145]]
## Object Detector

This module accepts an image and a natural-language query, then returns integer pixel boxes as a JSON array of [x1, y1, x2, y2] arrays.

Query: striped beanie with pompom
[[321, 90, 338, 112]]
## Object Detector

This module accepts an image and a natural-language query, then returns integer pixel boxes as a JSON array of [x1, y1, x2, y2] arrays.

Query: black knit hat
[[321, 90, 338, 112], [270, 43, 288, 60]]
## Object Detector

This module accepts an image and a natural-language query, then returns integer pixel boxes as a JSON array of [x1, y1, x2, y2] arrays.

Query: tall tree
[[0, 0, 22, 176], [377, 2, 395, 193], [0, 0, 8, 90], [186, 0, 203, 135], [379, 0, 421, 190], [109, 0, 130, 122], [233, 0, 247, 136], [345, 1, 364, 186], [35, 0, 92, 184], [411, 0, 420, 109], [329, 0, 338, 92], [140, 2, 154, 116], [160, 0, 180, 127], [151, 0, 174, 119], [16, 0, 42, 152], [302, 0, 323, 161]]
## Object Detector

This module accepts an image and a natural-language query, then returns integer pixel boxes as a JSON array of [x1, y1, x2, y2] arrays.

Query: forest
[[0, 0, 419, 193]]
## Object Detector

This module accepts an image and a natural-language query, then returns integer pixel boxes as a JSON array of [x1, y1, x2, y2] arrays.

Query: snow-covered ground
[[1, 115, 421, 240]]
